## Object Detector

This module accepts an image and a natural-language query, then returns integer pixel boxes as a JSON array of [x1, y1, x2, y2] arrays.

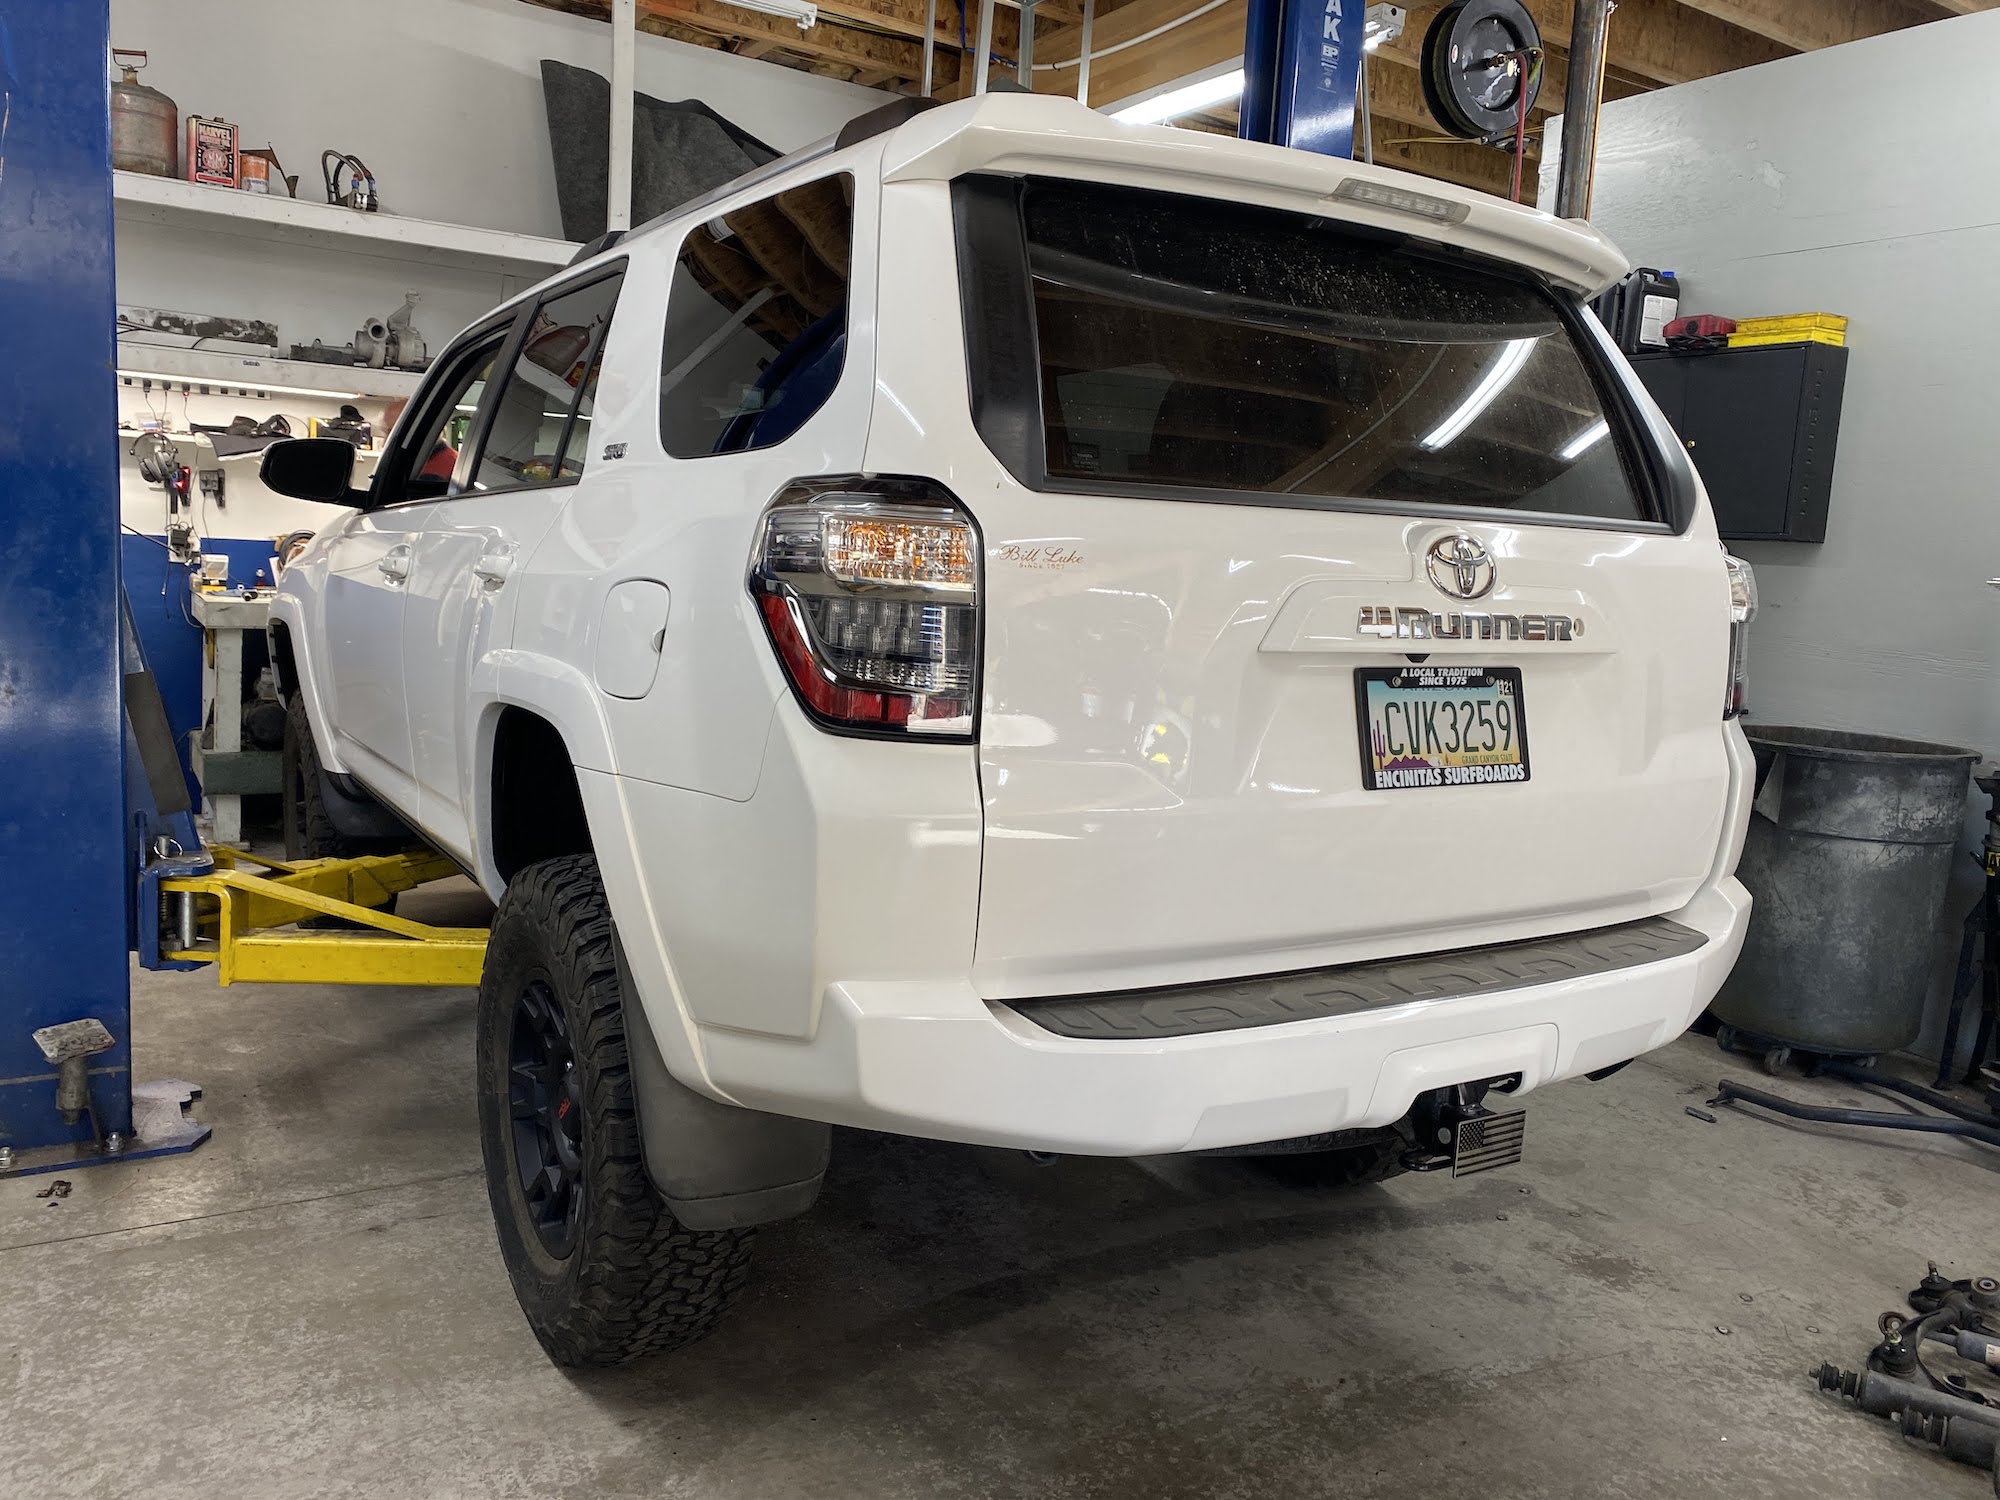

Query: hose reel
[[1419, 0, 1544, 141]]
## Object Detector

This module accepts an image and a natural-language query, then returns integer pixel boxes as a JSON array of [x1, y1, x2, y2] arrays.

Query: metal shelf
[[115, 344, 424, 401], [112, 171, 579, 279]]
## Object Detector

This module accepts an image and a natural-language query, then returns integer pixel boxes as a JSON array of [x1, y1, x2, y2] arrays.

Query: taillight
[[1724, 554, 1757, 718], [750, 477, 979, 738]]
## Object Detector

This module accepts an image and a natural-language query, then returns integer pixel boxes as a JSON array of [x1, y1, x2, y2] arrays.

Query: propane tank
[[110, 49, 178, 177]]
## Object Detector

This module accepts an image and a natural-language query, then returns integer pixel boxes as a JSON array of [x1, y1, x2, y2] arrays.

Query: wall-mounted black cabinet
[[1630, 342, 1848, 543]]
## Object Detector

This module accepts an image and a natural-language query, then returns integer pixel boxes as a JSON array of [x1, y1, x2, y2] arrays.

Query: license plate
[[1355, 665, 1530, 791]]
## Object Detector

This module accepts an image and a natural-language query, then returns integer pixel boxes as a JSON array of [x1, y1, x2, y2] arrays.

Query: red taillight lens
[[750, 478, 979, 738]]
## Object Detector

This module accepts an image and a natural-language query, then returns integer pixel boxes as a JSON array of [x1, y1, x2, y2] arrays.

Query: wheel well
[[489, 707, 592, 884], [269, 621, 299, 701]]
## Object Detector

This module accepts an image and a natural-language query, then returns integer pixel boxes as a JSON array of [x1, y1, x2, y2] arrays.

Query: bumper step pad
[[1007, 914, 1707, 1041]]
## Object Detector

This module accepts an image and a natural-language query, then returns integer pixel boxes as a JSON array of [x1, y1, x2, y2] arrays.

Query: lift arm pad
[[616, 942, 829, 1229]]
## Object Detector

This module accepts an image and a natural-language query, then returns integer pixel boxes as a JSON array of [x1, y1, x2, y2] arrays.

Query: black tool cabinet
[[1629, 342, 1848, 543]]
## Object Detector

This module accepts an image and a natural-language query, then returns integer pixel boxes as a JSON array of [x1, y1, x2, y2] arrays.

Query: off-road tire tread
[[480, 854, 753, 1366]]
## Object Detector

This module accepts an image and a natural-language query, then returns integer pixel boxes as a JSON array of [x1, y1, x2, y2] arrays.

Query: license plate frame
[[1354, 664, 1531, 792]]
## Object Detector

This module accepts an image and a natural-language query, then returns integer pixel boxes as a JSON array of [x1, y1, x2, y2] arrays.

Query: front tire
[[477, 854, 753, 1366]]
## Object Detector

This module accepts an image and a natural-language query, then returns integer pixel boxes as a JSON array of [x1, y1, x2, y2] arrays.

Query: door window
[[469, 270, 625, 492], [375, 334, 506, 505], [658, 174, 853, 459]]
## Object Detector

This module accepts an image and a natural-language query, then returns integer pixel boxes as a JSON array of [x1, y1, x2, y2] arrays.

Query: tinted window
[[658, 174, 852, 459], [1008, 178, 1647, 523], [471, 271, 624, 491]]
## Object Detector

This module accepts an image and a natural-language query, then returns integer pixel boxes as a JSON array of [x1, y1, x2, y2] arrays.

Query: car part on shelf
[[322, 149, 378, 211], [110, 50, 178, 177], [352, 291, 426, 370], [238, 146, 298, 197]]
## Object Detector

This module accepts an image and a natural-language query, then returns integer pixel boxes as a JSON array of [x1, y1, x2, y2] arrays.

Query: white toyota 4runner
[[263, 94, 1757, 1365]]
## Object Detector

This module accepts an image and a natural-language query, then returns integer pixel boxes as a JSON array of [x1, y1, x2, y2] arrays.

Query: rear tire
[[477, 854, 754, 1366]]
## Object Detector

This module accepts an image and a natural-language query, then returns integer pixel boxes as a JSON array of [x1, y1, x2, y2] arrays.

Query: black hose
[[1711, 1079, 2000, 1150], [1817, 1060, 2000, 1128]]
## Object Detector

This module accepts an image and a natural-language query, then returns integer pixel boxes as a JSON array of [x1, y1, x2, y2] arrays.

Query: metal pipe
[[974, 0, 997, 95], [1553, 0, 1611, 218], [176, 890, 198, 952], [1016, 0, 1035, 83], [1358, 50, 1373, 164], [922, 0, 937, 96], [1713, 1078, 2000, 1150], [1076, 0, 1093, 103], [607, 0, 637, 231]]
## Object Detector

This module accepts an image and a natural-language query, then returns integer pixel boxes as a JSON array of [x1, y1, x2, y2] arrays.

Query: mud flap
[[614, 939, 829, 1229]]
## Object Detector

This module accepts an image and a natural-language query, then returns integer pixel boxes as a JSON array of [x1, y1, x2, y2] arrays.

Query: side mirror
[[260, 438, 362, 505]]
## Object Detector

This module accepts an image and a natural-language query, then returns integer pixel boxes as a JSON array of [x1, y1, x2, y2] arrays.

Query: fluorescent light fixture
[[1111, 68, 1245, 125], [724, 0, 816, 28], [1330, 177, 1469, 225], [1419, 339, 1535, 451], [1364, 3, 1407, 52], [116, 368, 361, 401], [1558, 418, 1611, 462]]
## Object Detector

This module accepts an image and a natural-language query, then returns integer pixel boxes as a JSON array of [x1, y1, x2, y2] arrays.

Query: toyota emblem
[[1425, 534, 1496, 601]]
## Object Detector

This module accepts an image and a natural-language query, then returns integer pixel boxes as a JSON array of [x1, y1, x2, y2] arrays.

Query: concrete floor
[[6, 881, 1999, 1499]]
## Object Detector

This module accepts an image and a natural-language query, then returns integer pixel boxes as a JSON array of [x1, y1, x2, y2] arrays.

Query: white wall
[[110, 0, 886, 237], [1548, 13, 2000, 1058], [110, 0, 889, 541]]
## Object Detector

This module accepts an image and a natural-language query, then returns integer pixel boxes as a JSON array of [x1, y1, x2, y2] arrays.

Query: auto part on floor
[[1709, 1076, 2000, 1152], [1815, 1263, 2000, 1490], [1711, 726, 1978, 1057]]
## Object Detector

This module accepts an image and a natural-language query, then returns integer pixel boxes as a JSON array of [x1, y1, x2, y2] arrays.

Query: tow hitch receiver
[[1404, 1079, 1527, 1177]]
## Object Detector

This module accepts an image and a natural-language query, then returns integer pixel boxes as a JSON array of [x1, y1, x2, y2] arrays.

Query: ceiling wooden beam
[[1925, 0, 1999, 12], [1669, 0, 1932, 52]]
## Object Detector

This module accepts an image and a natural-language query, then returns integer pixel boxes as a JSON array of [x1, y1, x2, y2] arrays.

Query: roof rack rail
[[567, 228, 626, 267], [834, 96, 941, 149]]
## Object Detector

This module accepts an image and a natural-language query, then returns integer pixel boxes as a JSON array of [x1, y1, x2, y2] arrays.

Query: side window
[[658, 174, 853, 459], [377, 333, 506, 505], [469, 270, 625, 492]]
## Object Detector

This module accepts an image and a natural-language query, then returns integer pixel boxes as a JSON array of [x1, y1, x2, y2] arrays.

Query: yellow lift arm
[[159, 848, 487, 986]]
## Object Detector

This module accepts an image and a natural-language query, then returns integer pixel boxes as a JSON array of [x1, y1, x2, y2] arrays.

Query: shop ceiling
[[523, 0, 1994, 197]]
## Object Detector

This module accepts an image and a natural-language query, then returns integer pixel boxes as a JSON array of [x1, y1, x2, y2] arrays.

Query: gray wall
[[1544, 12, 2000, 1059]]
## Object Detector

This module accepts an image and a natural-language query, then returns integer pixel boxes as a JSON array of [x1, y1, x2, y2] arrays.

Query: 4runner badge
[[601, 442, 628, 461], [1358, 606, 1582, 642]]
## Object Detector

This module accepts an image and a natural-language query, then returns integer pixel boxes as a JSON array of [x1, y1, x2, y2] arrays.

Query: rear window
[[960, 176, 1650, 524]]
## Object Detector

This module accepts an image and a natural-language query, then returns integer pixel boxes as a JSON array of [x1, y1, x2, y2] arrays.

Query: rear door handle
[[472, 547, 517, 588], [378, 544, 411, 583]]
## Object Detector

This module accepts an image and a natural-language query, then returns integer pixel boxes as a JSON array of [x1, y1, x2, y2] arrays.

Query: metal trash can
[[1713, 726, 1978, 1056]]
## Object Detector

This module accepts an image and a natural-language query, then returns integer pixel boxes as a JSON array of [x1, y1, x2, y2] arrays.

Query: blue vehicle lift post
[[0, 0, 207, 1175], [1238, 0, 1368, 158]]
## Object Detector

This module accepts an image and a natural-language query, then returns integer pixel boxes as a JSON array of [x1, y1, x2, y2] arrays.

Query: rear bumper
[[697, 875, 1751, 1155]]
